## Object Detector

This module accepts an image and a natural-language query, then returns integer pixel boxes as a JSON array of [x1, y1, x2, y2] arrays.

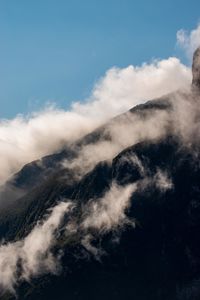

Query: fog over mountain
[[0, 57, 190, 184], [0, 25, 200, 300]]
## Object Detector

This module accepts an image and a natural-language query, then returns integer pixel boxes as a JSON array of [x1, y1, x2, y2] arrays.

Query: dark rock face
[[192, 47, 200, 92], [3, 136, 200, 300]]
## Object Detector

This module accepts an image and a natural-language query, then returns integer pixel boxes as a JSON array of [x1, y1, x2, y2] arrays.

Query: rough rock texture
[[192, 47, 200, 93]]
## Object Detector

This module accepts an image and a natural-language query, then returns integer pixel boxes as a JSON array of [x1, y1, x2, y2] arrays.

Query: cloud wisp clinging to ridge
[[0, 201, 73, 293], [0, 183, 135, 293], [62, 107, 171, 178], [0, 168, 173, 293]]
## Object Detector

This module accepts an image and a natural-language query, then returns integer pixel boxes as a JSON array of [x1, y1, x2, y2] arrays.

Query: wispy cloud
[[0, 201, 73, 293], [0, 168, 173, 294], [177, 23, 200, 60]]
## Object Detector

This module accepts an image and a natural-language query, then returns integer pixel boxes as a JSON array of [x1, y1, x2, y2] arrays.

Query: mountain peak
[[192, 47, 200, 92]]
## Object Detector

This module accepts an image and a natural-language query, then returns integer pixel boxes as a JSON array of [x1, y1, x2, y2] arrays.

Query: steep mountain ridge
[[10, 93, 173, 191], [0, 93, 174, 242], [1, 49, 200, 299]]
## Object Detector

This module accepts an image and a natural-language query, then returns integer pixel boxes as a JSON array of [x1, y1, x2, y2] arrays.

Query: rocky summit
[[192, 47, 200, 92]]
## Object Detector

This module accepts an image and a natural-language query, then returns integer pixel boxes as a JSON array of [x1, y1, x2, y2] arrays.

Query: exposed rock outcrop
[[192, 47, 200, 93]]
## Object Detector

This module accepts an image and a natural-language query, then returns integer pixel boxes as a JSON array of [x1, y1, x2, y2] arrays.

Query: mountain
[[1, 49, 200, 300], [0, 95, 173, 241]]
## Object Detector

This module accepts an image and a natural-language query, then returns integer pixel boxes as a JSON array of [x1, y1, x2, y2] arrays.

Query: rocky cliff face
[[192, 47, 200, 93], [1, 49, 200, 300]]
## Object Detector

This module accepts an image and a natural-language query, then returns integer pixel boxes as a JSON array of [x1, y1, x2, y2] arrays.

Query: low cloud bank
[[0, 56, 191, 184]]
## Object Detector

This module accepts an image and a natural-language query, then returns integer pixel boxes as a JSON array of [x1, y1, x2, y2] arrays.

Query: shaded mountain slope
[[2, 134, 200, 300]]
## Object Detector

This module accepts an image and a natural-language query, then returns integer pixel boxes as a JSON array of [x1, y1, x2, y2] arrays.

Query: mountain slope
[[3, 135, 200, 300], [1, 49, 200, 300]]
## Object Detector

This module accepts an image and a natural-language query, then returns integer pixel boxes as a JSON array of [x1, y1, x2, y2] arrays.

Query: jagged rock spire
[[192, 47, 200, 92]]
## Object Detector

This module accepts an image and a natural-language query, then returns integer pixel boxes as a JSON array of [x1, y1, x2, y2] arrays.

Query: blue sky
[[0, 0, 199, 118]]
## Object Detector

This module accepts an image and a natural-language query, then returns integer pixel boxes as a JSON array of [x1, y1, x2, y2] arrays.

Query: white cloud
[[63, 108, 171, 178], [80, 169, 173, 256], [177, 24, 200, 59], [0, 57, 191, 184], [0, 168, 174, 293], [81, 183, 136, 233], [0, 109, 100, 184], [0, 183, 137, 292], [73, 58, 190, 119], [0, 201, 72, 293]]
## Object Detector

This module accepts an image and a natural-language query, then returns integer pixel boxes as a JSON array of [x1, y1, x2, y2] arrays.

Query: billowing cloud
[[177, 23, 200, 59], [0, 57, 191, 184], [73, 57, 190, 119], [0, 109, 100, 184]]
